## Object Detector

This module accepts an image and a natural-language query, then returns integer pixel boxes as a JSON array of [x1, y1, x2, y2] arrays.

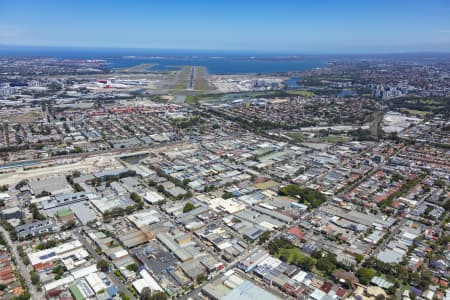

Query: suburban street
[[74, 230, 137, 300], [0, 225, 45, 300]]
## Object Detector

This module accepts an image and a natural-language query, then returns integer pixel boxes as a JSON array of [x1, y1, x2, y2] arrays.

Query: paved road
[[187, 67, 195, 90], [0, 225, 45, 300], [74, 231, 137, 300]]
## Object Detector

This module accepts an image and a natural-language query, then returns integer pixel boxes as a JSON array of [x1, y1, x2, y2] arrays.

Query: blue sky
[[0, 0, 449, 53]]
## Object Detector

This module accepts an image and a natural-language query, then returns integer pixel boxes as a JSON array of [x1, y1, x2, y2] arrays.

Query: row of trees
[[278, 185, 327, 208], [29, 203, 45, 221], [171, 116, 203, 129], [379, 174, 423, 209], [139, 287, 167, 300], [149, 171, 193, 200], [269, 238, 379, 287], [102, 203, 142, 222], [95, 259, 168, 300], [268, 238, 317, 271], [388, 96, 449, 115], [66, 172, 85, 192], [363, 257, 432, 291], [89, 170, 137, 187]]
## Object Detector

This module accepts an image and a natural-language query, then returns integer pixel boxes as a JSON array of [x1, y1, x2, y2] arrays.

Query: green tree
[[150, 291, 168, 300], [355, 254, 364, 264], [278, 185, 327, 208], [30, 271, 40, 285], [140, 287, 152, 300], [36, 239, 57, 250], [14, 291, 31, 300], [197, 274, 208, 284], [157, 185, 165, 193], [435, 178, 446, 188], [36, 190, 51, 198], [222, 191, 233, 199], [391, 173, 403, 182], [268, 237, 294, 255], [130, 192, 142, 203], [73, 183, 84, 192], [183, 202, 195, 213], [61, 220, 77, 231], [29, 203, 45, 220], [119, 291, 130, 300], [97, 259, 110, 272], [126, 263, 139, 272], [298, 256, 316, 271], [258, 231, 270, 245], [357, 267, 377, 285], [52, 265, 67, 276], [316, 253, 337, 276], [418, 270, 432, 290]]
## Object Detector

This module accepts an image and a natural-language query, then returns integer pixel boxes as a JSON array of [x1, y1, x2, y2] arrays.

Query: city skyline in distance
[[1, 0, 450, 54]]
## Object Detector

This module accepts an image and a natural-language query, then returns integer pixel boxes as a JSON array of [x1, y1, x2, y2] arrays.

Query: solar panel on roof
[[39, 252, 56, 260], [251, 229, 263, 237]]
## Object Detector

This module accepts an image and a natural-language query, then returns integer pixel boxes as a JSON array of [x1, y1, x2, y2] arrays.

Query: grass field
[[173, 66, 193, 91], [171, 66, 216, 95], [118, 63, 156, 73], [287, 132, 350, 143], [185, 90, 283, 104], [184, 89, 317, 105], [194, 66, 215, 91], [276, 247, 309, 264], [400, 108, 432, 116], [319, 135, 351, 143], [406, 99, 440, 105], [184, 95, 199, 104], [287, 132, 305, 142], [286, 90, 316, 97], [7, 112, 41, 124]]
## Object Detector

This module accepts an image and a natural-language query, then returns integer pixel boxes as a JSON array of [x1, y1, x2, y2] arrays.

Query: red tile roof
[[287, 227, 304, 240], [336, 288, 346, 298]]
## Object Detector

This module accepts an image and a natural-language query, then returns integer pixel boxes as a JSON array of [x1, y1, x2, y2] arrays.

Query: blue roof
[[410, 287, 422, 296]]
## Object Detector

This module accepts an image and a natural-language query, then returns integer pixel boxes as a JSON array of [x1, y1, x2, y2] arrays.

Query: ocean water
[[108, 57, 324, 74], [283, 76, 302, 88], [0, 46, 325, 74]]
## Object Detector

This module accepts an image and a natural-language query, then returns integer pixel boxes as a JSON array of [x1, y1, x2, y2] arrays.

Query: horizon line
[[1, 44, 450, 56]]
